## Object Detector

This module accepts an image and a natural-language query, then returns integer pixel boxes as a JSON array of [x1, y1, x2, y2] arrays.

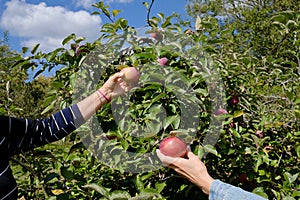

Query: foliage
[[0, 0, 299, 199]]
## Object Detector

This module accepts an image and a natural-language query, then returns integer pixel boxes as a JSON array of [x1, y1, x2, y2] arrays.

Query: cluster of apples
[[118, 60, 242, 159]]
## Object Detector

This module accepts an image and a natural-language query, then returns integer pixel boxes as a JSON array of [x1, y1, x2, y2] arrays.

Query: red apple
[[239, 173, 249, 184], [159, 136, 187, 158], [121, 67, 140, 85], [231, 95, 239, 105], [157, 57, 168, 66], [230, 121, 236, 128], [150, 33, 157, 39], [150, 30, 163, 41], [214, 108, 228, 116]]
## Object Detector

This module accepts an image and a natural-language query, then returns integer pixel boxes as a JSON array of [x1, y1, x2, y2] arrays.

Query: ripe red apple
[[150, 33, 157, 39], [230, 121, 236, 128], [231, 95, 239, 105], [157, 57, 168, 66], [121, 67, 140, 85], [214, 108, 228, 116], [150, 30, 163, 41], [239, 173, 249, 184], [159, 136, 187, 158]]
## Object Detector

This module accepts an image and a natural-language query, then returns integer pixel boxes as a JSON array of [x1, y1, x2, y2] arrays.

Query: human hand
[[77, 71, 138, 120], [99, 72, 136, 101], [156, 148, 214, 195]]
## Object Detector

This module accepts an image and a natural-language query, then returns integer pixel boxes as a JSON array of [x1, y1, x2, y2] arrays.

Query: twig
[[10, 156, 49, 198], [146, 0, 155, 27]]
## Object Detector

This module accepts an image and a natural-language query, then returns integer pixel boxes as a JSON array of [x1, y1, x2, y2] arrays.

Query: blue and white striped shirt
[[0, 104, 85, 199]]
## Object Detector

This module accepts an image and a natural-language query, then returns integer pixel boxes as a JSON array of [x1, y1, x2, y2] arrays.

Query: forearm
[[77, 88, 109, 121], [209, 180, 267, 200]]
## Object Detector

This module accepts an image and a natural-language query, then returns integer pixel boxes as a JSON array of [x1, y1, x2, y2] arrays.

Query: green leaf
[[102, 8, 111, 19], [295, 110, 300, 119], [292, 190, 300, 197], [158, 12, 164, 19], [121, 139, 129, 150], [233, 110, 244, 118], [296, 145, 300, 158], [33, 69, 45, 79], [283, 172, 299, 185], [33, 150, 56, 160], [171, 115, 181, 129], [282, 197, 296, 200], [62, 33, 76, 45], [41, 103, 55, 115], [155, 182, 166, 193], [203, 144, 218, 156], [68, 142, 85, 154], [162, 18, 171, 28], [109, 190, 131, 200], [44, 172, 60, 183], [255, 156, 262, 172], [135, 175, 144, 192], [83, 183, 110, 197], [31, 44, 40, 54], [60, 166, 74, 179], [112, 10, 121, 17], [142, 2, 148, 9], [194, 88, 208, 96], [22, 47, 29, 54], [163, 115, 179, 130], [75, 36, 86, 43], [252, 187, 269, 199], [195, 16, 201, 30]]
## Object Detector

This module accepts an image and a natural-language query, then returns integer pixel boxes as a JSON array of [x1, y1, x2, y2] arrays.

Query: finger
[[156, 149, 181, 166], [186, 151, 197, 159], [186, 145, 191, 152], [109, 72, 122, 82]]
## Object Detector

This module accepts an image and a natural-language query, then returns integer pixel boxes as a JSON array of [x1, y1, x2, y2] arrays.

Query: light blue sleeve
[[209, 180, 267, 200]]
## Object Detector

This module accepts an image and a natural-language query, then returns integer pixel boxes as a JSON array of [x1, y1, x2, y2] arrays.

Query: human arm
[[156, 150, 267, 200], [0, 71, 132, 157], [209, 180, 267, 200], [77, 71, 130, 120]]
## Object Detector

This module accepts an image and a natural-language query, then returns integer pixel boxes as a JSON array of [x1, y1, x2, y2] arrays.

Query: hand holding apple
[[120, 67, 140, 86], [156, 149, 214, 195], [159, 136, 187, 158]]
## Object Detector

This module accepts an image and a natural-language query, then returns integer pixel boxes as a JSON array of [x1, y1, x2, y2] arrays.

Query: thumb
[[186, 149, 198, 160]]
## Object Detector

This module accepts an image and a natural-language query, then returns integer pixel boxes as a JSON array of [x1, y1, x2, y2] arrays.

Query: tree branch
[[10, 156, 49, 198], [146, 0, 155, 27]]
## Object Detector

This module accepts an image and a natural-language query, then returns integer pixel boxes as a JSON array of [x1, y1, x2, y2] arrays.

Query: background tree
[[186, 0, 300, 198]]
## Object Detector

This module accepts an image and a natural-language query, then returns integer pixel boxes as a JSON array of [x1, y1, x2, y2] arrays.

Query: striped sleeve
[[0, 159, 18, 199], [0, 104, 85, 157]]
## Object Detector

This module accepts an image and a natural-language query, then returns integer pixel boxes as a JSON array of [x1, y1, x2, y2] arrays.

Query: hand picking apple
[[159, 135, 187, 158], [120, 67, 140, 86]]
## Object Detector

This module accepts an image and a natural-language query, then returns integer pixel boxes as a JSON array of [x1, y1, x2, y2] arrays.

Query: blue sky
[[0, 0, 189, 52]]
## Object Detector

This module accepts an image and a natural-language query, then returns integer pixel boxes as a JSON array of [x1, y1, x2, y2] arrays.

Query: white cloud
[[74, 0, 134, 9], [0, 0, 102, 52], [74, 0, 96, 9]]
